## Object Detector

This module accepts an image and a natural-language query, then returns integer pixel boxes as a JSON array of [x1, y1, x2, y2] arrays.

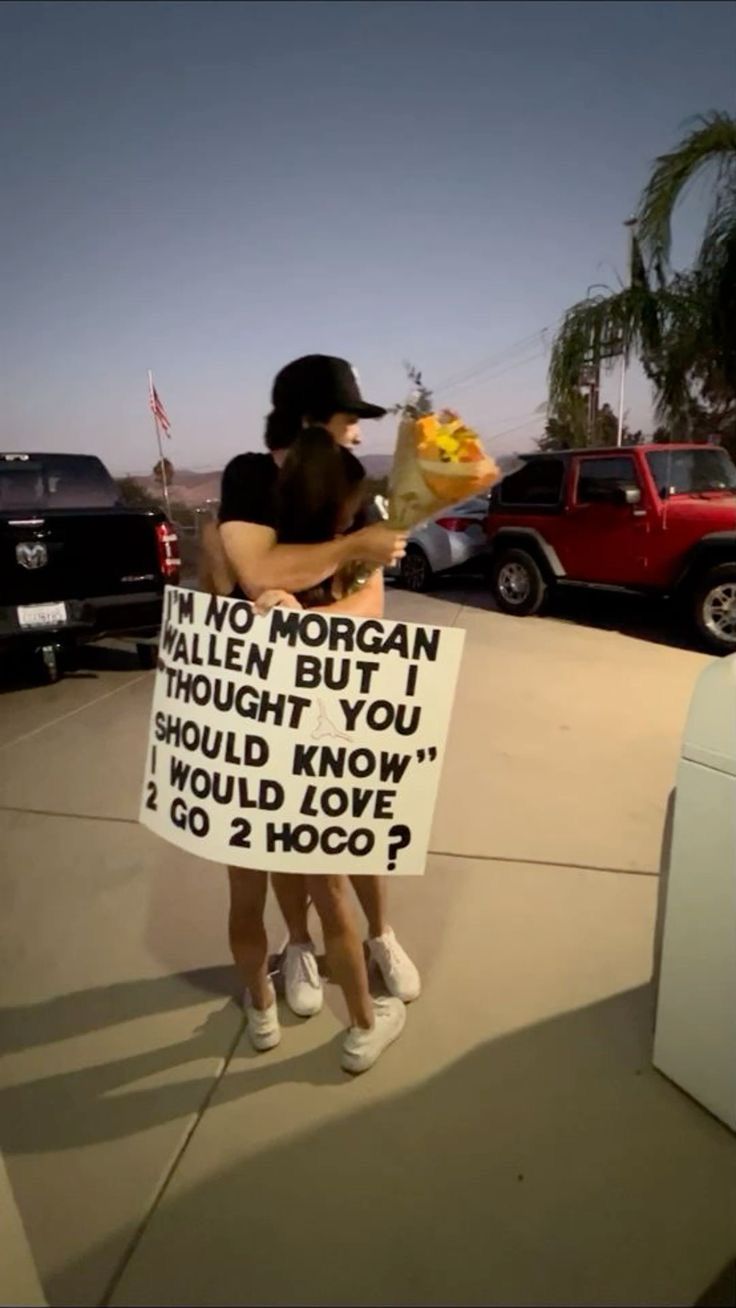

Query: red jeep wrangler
[[485, 443, 736, 653]]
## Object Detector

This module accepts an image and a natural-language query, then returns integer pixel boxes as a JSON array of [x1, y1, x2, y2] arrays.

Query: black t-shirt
[[217, 450, 375, 606], [218, 449, 378, 534], [218, 453, 280, 529]]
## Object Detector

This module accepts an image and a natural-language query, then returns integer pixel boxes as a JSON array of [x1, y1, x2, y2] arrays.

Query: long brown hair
[[275, 426, 366, 544]]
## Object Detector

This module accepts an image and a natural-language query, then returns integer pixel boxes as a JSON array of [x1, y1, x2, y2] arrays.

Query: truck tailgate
[[1, 510, 161, 605]]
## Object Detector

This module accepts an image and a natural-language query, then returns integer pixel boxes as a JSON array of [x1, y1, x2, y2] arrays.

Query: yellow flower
[[416, 415, 439, 442], [436, 432, 461, 456]]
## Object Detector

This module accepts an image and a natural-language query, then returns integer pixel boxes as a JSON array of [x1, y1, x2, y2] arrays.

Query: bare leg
[[271, 872, 311, 945], [227, 868, 271, 1009], [307, 875, 373, 1029], [350, 875, 388, 940]]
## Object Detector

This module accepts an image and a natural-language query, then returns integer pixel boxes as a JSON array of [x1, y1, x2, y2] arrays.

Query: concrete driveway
[[0, 595, 733, 1307]]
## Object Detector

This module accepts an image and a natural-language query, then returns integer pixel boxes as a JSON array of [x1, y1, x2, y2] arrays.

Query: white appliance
[[653, 655, 736, 1130]]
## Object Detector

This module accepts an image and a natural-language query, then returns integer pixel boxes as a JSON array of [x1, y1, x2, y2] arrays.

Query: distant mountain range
[[133, 468, 222, 507], [132, 452, 522, 507], [131, 453, 395, 506]]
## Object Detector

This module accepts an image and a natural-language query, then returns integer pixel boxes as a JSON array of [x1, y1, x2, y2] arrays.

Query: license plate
[[17, 601, 68, 630]]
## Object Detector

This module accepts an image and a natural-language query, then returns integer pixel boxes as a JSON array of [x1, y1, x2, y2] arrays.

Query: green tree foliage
[[115, 477, 162, 509], [538, 399, 639, 451], [549, 113, 736, 447], [153, 457, 174, 485], [389, 361, 435, 416], [115, 476, 196, 527], [404, 362, 434, 415]]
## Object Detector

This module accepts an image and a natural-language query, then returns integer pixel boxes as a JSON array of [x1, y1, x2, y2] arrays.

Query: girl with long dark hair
[[217, 357, 418, 1075]]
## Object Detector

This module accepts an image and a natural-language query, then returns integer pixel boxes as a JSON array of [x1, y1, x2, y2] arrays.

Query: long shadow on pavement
[[410, 574, 703, 655], [0, 966, 234, 1058], [0, 997, 349, 1159], [45, 984, 735, 1308]]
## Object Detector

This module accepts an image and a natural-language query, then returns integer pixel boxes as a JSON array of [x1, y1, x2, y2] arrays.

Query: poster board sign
[[139, 587, 465, 876]]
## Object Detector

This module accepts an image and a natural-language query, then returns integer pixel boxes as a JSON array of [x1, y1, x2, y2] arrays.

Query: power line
[[483, 407, 545, 429], [433, 322, 557, 398], [487, 414, 544, 443], [433, 328, 551, 394], [442, 346, 549, 402]]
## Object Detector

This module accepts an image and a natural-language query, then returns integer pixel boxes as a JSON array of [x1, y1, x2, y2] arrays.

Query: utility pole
[[617, 217, 638, 447], [583, 284, 607, 445], [583, 362, 600, 445]]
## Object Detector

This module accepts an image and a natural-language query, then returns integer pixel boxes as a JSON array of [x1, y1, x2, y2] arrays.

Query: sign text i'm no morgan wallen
[[140, 587, 465, 875]]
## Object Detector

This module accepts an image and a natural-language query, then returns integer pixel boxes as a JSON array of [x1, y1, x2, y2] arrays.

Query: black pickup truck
[[1, 452, 180, 681]]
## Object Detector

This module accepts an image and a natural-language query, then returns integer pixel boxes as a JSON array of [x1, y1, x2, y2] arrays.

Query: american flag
[[148, 374, 172, 437]]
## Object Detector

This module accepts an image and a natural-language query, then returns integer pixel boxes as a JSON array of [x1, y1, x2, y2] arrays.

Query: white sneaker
[[244, 983, 281, 1052], [369, 928, 422, 1002], [283, 943, 324, 1018], [341, 997, 406, 1075]]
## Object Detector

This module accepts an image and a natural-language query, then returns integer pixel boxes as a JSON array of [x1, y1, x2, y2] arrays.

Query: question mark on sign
[[386, 824, 412, 871]]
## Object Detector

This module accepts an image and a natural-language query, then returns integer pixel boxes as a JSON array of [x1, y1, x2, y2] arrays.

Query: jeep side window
[[577, 456, 638, 504], [497, 458, 565, 507]]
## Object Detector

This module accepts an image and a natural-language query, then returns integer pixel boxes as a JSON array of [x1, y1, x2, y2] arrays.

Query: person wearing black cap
[[217, 355, 418, 1074], [219, 356, 401, 601]]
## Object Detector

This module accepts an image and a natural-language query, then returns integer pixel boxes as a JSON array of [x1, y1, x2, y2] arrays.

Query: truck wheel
[[693, 564, 736, 653], [137, 642, 159, 670], [400, 545, 432, 593], [39, 645, 61, 684], [491, 548, 547, 616]]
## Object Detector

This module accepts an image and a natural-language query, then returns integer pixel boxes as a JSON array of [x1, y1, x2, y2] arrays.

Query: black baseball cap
[[271, 355, 387, 421]]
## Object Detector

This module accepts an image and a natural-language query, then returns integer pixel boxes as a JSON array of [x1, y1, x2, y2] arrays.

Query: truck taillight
[[436, 516, 474, 532], [156, 522, 180, 580]]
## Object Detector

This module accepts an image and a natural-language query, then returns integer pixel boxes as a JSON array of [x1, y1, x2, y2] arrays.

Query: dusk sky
[[2, 0, 735, 474]]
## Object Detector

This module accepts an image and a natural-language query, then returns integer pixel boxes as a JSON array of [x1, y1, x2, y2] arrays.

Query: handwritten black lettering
[[266, 823, 375, 857], [269, 609, 441, 661], [292, 743, 411, 784], [176, 590, 195, 624], [299, 784, 396, 820], [339, 699, 422, 736]]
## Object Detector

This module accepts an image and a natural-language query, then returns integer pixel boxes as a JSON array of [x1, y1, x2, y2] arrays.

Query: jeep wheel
[[693, 564, 736, 653], [491, 548, 547, 616]]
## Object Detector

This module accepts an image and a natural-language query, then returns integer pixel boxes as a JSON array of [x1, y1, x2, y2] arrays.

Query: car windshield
[[646, 449, 736, 497], [0, 455, 121, 511]]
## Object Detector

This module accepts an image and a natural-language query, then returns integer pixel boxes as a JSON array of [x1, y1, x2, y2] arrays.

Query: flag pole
[[148, 369, 172, 519]]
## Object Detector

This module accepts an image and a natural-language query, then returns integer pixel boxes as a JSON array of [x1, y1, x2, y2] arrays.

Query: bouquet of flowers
[[344, 408, 500, 591], [389, 409, 499, 528]]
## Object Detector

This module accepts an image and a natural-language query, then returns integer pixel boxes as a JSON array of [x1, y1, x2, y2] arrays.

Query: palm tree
[[548, 112, 736, 443]]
